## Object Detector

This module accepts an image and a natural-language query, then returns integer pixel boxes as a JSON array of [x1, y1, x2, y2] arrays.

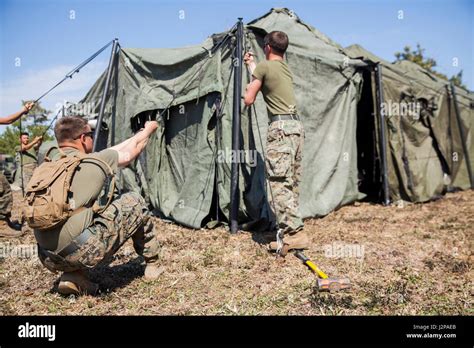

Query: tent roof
[[344, 44, 387, 64], [247, 8, 361, 66], [121, 8, 351, 69], [123, 37, 214, 67], [345, 44, 473, 99], [394, 60, 473, 101], [114, 8, 366, 95], [248, 8, 343, 51]]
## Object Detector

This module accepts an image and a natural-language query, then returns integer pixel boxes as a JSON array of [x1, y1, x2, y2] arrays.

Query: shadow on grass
[[49, 256, 145, 296]]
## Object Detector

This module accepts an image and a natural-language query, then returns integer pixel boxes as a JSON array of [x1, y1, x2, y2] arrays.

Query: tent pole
[[450, 83, 474, 189], [230, 18, 243, 233], [93, 38, 119, 152], [374, 63, 390, 205], [111, 46, 120, 147]]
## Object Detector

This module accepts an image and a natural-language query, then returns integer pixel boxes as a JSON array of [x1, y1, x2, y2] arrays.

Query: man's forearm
[[21, 141, 38, 152], [111, 127, 153, 152], [114, 137, 148, 167], [1, 103, 33, 125], [113, 124, 157, 167], [247, 62, 257, 75], [110, 137, 133, 152], [0, 110, 23, 125]]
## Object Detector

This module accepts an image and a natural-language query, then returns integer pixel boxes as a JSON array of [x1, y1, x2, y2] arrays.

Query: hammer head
[[317, 278, 351, 292]]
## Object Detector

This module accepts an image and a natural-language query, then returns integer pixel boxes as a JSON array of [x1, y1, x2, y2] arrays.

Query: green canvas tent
[[77, 8, 367, 229], [75, 8, 473, 230], [345, 44, 474, 203]]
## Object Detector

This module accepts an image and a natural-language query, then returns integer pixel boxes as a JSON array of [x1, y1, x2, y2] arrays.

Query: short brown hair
[[264, 31, 289, 55], [54, 116, 88, 143]]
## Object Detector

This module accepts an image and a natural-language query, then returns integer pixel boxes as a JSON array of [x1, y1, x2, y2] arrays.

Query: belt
[[57, 228, 94, 258], [270, 114, 299, 123]]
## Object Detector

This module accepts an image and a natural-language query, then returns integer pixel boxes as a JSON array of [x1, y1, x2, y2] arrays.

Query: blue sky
[[0, 0, 472, 129]]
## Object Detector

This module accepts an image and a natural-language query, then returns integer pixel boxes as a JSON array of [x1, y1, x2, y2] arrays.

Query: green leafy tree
[[394, 43, 468, 90], [21, 100, 50, 124], [0, 125, 22, 156], [0, 101, 54, 156], [449, 70, 467, 90]]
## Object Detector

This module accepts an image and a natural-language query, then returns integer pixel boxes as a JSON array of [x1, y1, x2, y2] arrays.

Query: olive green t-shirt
[[34, 147, 118, 252], [15, 145, 37, 165], [252, 59, 297, 117]]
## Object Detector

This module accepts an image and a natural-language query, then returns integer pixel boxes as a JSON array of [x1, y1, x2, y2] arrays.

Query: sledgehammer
[[294, 250, 351, 292]]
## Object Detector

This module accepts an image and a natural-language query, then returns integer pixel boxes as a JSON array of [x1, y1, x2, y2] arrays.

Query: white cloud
[[0, 61, 107, 133]]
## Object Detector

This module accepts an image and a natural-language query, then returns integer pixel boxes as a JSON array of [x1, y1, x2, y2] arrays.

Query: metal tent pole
[[229, 18, 243, 233], [374, 63, 390, 205], [111, 46, 121, 147], [19, 118, 24, 196], [450, 83, 474, 189], [93, 38, 119, 152]]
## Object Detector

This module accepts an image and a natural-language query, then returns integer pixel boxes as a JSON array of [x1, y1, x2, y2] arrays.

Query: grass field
[[0, 189, 472, 315]]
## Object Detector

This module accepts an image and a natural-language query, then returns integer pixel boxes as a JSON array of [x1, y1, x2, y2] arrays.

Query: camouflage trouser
[[0, 172, 12, 220], [38, 192, 161, 273], [266, 119, 304, 235], [14, 163, 36, 191]]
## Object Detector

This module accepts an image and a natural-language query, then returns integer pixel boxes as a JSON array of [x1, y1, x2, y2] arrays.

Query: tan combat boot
[[0, 219, 23, 238], [268, 231, 310, 253], [58, 270, 99, 296], [144, 262, 164, 281]]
